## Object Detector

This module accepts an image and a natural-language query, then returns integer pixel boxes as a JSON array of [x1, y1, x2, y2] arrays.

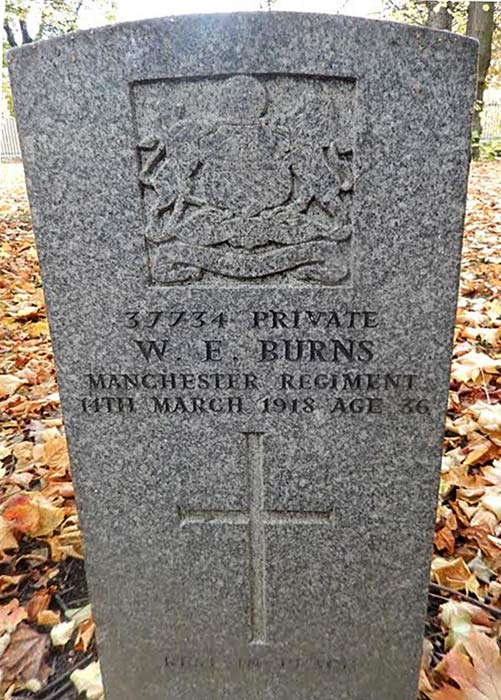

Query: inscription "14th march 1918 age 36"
[[80, 307, 431, 418]]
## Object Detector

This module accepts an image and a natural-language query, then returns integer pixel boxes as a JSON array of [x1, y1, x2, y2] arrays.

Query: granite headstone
[[8, 13, 477, 700]]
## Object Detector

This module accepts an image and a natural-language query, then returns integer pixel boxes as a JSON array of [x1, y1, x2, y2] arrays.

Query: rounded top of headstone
[[6, 11, 479, 67]]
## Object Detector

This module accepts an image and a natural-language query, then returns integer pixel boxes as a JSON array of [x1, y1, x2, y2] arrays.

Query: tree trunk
[[466, 1, 495, 159], [19, 19, 33, 44], [3, 21, 18, 48], [426, 2, 453, 30]]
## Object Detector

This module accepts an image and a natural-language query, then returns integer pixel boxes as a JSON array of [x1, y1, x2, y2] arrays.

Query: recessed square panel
[[131, 74, 355, 286]]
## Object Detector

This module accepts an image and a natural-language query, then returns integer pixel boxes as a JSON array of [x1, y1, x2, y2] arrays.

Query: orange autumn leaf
[[0, 599, 28, 635], [0, 374, 24, 398], [27, 320, 49, 338], [36, 610, 60, 627], [461, 527, 501, 560], [451, 351, 501, 384], [11, 441, 34, 469], [431, 557, 472, 591], [48, 515, 83, 561], [470, 508, 498, 533], [3, 493, 64, 538], [33, 431, 69, 474], [26, 589, 51, 622], [434, 631, 501, 700], [3, 495, 39, 534], [435, 526, 456, 555], [74, 616, 96, 652], [0, 622, 51, 693], [462, 438, 494, 467], [0, 516, 18, 551]]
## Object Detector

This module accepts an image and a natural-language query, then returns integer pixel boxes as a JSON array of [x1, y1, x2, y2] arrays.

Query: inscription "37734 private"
[[123, 309, 378, 331]]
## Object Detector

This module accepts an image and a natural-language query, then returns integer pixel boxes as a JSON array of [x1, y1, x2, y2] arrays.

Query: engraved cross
[[177, 432, 334, 645]]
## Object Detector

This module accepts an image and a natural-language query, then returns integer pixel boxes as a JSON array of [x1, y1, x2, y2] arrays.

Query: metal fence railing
[[1, 116, 21, 162], [482, 101, 501, 141]]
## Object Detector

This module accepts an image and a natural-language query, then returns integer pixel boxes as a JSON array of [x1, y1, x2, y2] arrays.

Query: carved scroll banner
[[151, 240, 349, 284]]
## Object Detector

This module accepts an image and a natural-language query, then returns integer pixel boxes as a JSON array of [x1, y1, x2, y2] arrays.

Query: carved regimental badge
[[135, 75, 354, 285]]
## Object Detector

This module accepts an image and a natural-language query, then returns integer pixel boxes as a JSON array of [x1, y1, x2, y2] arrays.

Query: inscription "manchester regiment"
[[87, 372, 418, 391]]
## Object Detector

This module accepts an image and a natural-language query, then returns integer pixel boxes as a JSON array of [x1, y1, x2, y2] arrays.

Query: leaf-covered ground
[[0, 161, 500, 699]]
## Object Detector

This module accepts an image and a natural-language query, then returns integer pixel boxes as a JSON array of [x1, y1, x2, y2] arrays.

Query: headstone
[[8, 13, 477, 700]]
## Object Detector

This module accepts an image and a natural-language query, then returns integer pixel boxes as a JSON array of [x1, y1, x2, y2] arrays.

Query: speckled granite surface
[[9, 13, 477, 700]]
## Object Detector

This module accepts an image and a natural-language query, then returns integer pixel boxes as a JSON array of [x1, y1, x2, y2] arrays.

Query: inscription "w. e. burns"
[[133, 338, 375, 364], [127, 308, 379, 364]]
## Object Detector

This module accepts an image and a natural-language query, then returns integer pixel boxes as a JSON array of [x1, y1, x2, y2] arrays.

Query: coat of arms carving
[[135, 75, 355, 285]]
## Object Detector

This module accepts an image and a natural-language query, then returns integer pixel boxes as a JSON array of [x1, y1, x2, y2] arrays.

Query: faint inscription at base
[[132, 74, 356, 286]]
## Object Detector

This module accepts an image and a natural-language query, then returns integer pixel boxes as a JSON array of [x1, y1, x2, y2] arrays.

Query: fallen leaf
[[463, 438, 493, 467], [435, 525, 456, 555], [11, 441, 33, 469], [432, 557, 472, 591], [0, 445, 12, 461], [50, 619, 76, 647], [470, 508, 498, 533], [3, 493, 64, 538], [440, 600, 493, 649], [66, 603, 92, 625], [48, 516, 83, 560], [451, 351, 501, 384], [482, 490, 501, 520], [470, 402, 501, 433], [74, 617, 96, 652], [465, 573, 482, 599], [33, 431, 69, 474], [26, 589, 51, 621], [13, 304, 40, 320], [0, 375, 24, 398], [36, 610, 60, 627], [27, 320, 49, 337], [70, 661, 104, 700], [0, 622, 51, 693], [488, 581, 501, 603], [469, 550, 496, 583], [0, 517, 18, 551], [2, 495, 38, 534], [0, 600, 27, 635], [435, 631, 501, 700]]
